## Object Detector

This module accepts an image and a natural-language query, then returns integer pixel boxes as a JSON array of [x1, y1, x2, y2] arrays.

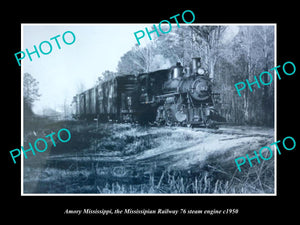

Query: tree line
[[99, 25, 274, 126], [24, 25, 275, 126]]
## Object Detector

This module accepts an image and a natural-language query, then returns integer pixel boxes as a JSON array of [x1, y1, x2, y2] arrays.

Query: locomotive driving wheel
[[205, 118, 217, 129], [155, 106, 176, 126], [165, 108, 174, 126], [175, 103, 187, 123]]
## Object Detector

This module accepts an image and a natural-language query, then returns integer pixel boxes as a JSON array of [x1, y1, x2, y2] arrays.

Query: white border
[[21, 23, 277, 196]]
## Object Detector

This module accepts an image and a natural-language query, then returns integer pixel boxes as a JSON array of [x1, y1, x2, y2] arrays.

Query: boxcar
[[117, 75, 138, 122], [84, 87, 98, 120], [79, 92, 86, 118], [98, 75, 137, 122], [74, 75, 138, 122]]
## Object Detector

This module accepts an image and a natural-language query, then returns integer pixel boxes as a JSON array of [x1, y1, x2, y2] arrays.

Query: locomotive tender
[[72, 57, 224, 128]]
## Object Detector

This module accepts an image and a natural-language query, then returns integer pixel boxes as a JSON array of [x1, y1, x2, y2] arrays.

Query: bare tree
[[23, 73, 41, 115], [97, 70, 118, 84], [190, 26, 226, 79], [117, 43, 157, 75]]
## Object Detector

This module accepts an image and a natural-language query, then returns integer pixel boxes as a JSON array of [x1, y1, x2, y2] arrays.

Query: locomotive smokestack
[[192, 57, 201, 75]]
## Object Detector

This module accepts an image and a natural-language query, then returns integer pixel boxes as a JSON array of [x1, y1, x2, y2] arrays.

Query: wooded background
[[100, 25, 275, 126]]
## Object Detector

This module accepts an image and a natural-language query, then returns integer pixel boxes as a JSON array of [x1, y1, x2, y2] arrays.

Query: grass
[[23, 156, 274, 194], [94, 159, 274, 194], [23, 118, 275, 194]]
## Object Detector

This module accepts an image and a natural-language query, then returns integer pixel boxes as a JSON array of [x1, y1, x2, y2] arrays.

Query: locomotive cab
[[163, 62, 183, 93]]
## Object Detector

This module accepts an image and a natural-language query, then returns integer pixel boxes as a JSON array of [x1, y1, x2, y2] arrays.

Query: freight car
[[72, 74, 138, 122], [72, 57, 225, 128], [99, 75, 138, 122]]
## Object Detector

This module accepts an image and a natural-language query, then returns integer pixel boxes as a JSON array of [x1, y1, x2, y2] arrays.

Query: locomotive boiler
[[139, 57, 223, 127]]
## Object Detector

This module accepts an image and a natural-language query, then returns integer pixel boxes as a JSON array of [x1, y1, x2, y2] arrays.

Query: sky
[[22, 24, 150, 114], [21, 24, 240, 115]]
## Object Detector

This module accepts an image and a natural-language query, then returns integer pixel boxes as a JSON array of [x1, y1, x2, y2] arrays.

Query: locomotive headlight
[[197, 68, 205, 75]]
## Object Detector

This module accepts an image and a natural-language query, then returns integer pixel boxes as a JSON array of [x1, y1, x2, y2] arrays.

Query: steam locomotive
[[72, 57, 225, 128]]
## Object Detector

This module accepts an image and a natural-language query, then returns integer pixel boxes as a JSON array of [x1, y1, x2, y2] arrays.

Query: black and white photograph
[[4, 3, 299, 221], [21, 24, 276, 195]]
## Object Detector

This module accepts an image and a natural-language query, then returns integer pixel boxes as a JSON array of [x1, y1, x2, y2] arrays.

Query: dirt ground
[[23, 120, 275, 194]]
